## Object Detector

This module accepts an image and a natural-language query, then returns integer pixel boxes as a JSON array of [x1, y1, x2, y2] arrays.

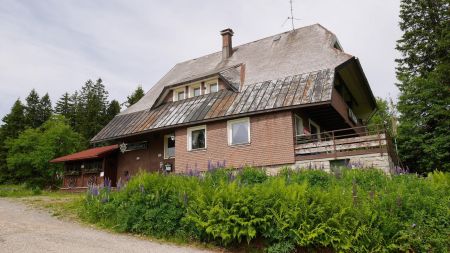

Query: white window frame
[[164, 134, 175, 159], [189, 83, 201, 98], [173, 87, 185, 101], [206, 80, 219, 94], [294, 114, 304, 137], [227, 117, 251, 146], [309, 119, 321, 139], [187, 125, 207, 151]]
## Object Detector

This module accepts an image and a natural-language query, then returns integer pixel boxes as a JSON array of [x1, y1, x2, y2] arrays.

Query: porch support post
[[332, 131, 337, 159]]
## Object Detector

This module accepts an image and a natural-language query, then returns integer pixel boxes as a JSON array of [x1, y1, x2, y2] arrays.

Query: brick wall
[[116, 133, 175, 180], [174, 111, 295, 172]]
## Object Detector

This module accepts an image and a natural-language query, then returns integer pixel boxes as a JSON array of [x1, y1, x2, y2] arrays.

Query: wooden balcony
[[294, 125, 400, 165]]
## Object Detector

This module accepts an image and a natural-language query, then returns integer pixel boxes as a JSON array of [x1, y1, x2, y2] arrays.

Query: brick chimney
[[220, 28, 234, 60]]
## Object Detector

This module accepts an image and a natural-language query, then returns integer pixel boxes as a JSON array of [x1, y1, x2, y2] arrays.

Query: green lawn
[[0, 184, 83, 220]]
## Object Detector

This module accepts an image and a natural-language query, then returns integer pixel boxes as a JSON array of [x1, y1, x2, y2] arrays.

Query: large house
[[51, 24, 400, 189]]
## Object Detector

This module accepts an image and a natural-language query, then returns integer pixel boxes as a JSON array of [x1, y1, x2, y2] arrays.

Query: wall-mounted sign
[[119, 141, 148, 153], [348, 108, 358, 125]]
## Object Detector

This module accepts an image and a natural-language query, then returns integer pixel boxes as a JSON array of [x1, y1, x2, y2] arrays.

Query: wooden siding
[[92, 69, 334, 142]]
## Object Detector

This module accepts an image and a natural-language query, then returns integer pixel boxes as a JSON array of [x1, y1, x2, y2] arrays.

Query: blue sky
[[0, 0, 401, 119]]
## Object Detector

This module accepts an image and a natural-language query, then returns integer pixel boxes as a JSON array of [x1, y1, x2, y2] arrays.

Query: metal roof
[[50, 145, 118, 163], [119, 24, 352, 115], [91, 69, 334, 142]]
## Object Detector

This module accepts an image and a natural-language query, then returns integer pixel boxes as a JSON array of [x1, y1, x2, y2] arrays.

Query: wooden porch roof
[[50, 145, 118, 163]]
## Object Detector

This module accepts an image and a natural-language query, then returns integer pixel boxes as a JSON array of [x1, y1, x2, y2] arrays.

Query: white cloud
[[0, 0, 401, 118]]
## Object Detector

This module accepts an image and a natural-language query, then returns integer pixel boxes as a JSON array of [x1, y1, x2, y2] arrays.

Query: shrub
[[237, 166, 268, 185], [81, 168, 450, 252]]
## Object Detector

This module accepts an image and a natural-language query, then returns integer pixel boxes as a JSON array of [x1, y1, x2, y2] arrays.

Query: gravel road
[[0, 198, 215, 253]]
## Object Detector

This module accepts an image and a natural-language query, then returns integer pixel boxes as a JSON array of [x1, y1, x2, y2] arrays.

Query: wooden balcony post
[[377, 125, 383, 156], [332, 131, 337, 158]]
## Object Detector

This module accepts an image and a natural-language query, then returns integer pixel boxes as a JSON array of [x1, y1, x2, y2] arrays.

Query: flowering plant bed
[[81, 167, 450, 252]]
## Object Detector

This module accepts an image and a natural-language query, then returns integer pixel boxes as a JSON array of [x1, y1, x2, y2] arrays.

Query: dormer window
[[210, 83, 218, 92], [173, 88, 185, 102], [169, 77, 220, 103], [193, 87, 201, 96], [177, 91, 185, 101], [189, 83, 201, 98], [206, 80, 219, 94]]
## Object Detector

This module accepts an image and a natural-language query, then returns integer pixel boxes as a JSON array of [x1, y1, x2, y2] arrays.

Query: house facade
[[52, 24, 400, 189]]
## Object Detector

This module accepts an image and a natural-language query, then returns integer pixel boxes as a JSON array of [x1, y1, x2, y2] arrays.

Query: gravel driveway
[[0, 198, 215, 253]]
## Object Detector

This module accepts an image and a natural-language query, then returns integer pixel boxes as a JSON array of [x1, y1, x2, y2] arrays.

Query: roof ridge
[[174, 23, 323, 66]]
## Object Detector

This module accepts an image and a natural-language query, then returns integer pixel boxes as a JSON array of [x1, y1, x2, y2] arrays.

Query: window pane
[[210, 83, 218, 93], [177, 91, 184, 100], [231, 121, 249, 144], [295, 117, 303, 135], [166, 135, 175, 158], [193, 87, 201, 96], [191, 129, 205, 149]]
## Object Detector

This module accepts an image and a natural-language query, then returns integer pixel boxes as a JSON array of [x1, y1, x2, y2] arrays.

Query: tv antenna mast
[[282, 0, 300, 31]]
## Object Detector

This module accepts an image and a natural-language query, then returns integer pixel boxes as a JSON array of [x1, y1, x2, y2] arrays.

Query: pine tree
[[25, 89, 41, 128], [396, 0, 450, 173], [106, 100, 121, 122], [396, 0, 449, 78], [78, 79, 110, 140], [55, 92, 71, 118], [1, 99, 27, 139], [124, 85, 145, 107], [0, 99, 26, 183], [39, 93, 53, 124], [69, 91, 81, 132]]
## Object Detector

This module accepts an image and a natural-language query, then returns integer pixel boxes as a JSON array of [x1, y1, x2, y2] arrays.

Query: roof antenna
[[282, 0, 300, 31]]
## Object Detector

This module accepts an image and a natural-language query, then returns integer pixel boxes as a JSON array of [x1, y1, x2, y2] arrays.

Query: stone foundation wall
[[264, 153, 394, 175], [293, 153, 393, 174]]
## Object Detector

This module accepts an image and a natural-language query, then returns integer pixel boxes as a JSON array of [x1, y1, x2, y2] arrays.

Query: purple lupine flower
[[116, 177, 122, 192], [91, 185, 99, 196], [207, 160, 212, 171]]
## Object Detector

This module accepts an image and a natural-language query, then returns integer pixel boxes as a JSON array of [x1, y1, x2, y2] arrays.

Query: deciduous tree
[[6, 115, 85, 187]]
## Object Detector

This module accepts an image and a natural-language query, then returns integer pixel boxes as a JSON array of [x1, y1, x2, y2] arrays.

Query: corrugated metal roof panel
[[91, 69, 334, 143]]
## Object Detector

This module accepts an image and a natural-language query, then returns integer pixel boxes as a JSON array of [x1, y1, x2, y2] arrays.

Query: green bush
[[237, 166, 268, 185], [81, 168, 450, 252]]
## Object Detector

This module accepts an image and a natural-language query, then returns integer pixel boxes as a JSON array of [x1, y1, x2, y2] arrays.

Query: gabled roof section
[[120, 24, 352, 115], [152, 65, 242, 108], [50, 145, 118, 163], [91, 69, 334, 143]]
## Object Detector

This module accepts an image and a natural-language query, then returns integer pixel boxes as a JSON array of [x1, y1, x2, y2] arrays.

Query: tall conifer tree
[[125, 85, 145, 107], [396, 0, 449, 172], [0, 99, 26, 182], [25, 89, 41, 128]]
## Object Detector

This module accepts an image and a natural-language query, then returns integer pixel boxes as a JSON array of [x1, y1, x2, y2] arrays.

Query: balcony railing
[[294, 125, 399, 165]]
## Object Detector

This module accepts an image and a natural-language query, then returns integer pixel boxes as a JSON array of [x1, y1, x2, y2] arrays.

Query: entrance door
[[164, 134, 175, 159], [103, 155, 118, 186]]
